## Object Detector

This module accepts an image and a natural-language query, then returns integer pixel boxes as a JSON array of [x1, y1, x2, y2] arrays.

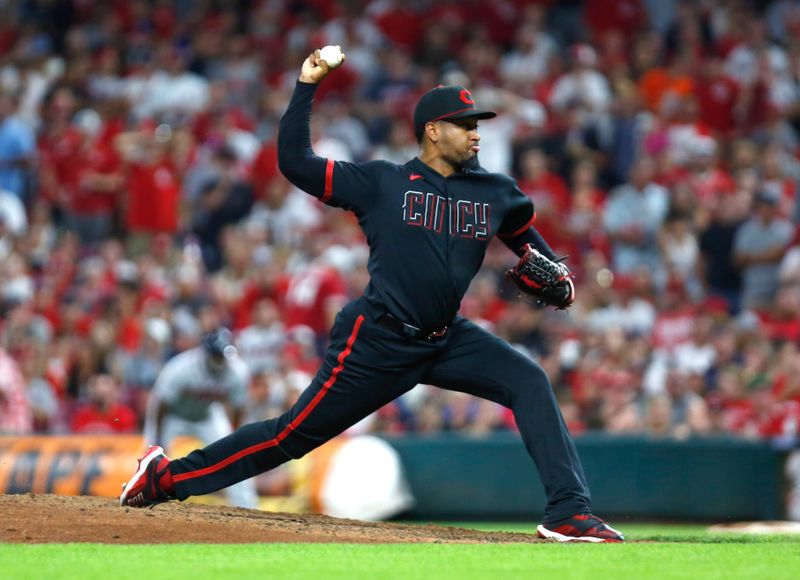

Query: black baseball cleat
[[119, 445, 173, 508], [537, 514, 625, 543]]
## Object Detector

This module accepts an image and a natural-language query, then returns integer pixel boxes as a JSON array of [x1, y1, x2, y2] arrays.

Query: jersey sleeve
[[278, 81, 380, 213], [497, 180, 536, 239], [323, 159, 385, 212], [495, 178, 559, 259]]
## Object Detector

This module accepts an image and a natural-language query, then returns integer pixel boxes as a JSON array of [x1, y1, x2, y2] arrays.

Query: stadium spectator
[[586, 273, 656, 336], [114, 316, 173, 419], [0, 346, 31, 434], [733, 189, 795, 310], [115, 123, 186, 245], [658, 211, 700, 289], [517, 148, 571, 253], [242, 369, 283, 425], [499, 19, 556, 90], [583, 0, 647, 46], [759, 142, 798, 219], [58, 108, 124, 245], [663, 369, 712, 438], [12, 336, 58, 433], [684, 136, 735, 218], [695, 55, 740, 137], [549, 43, 613, 146], [0, 186, 27, 238], [282, 247, 350, 349], [370, 117, 417, 165], [191, 145, 255, 272], [0, 90, 35, 202], [603, 156, 669, 275], [563, 158, 607, 258], [699, 190, 749, 313], [70, 373, 138, 434], [235, 297, 285, 374], [607, 80, 648, 187]]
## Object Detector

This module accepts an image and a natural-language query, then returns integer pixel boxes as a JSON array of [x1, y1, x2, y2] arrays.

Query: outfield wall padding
[[381, 433, 787, 521]]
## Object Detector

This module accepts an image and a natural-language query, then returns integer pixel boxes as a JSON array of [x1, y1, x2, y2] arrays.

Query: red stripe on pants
[[173, 314, 365, 483]]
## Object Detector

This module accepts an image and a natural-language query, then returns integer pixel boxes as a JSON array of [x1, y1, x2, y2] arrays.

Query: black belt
[[376, 313, 448, 341]]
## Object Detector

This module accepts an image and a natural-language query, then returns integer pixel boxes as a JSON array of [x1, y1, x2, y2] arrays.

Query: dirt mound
[[1, 494, 542, 544]]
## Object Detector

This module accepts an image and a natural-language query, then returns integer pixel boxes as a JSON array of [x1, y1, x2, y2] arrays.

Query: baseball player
[[121, 49, 623, 542], [142, 327, 258, 509]]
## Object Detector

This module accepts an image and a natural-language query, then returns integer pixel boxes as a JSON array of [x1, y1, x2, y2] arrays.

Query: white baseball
[[319, 45, 344, 69]]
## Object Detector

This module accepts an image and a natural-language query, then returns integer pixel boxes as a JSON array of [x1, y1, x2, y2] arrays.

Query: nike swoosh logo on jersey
[[409, 173, 423, 181]]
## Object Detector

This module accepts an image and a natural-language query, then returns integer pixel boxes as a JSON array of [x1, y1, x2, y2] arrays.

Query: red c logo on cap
[[459, 89, 474, 105]]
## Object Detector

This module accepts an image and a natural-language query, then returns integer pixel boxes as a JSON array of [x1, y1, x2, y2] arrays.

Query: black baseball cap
[[413, 85, 496, 135]]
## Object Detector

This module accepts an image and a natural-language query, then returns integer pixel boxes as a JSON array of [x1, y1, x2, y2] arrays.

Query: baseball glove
[[506, 244, 575, 310]]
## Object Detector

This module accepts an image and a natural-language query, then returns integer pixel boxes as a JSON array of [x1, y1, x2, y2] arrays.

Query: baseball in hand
[[319, 45, 344, 69]]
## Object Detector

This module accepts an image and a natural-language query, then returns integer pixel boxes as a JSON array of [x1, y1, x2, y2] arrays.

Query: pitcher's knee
[[249, 417, 313, 460], [262, 406, 339, 460], [275, 427, 330, 460], [503, 360, 553, 402]]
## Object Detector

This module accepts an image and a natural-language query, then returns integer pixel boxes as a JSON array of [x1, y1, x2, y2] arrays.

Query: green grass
[[447, 522, 800, 543], [2, 524, 799, 580]]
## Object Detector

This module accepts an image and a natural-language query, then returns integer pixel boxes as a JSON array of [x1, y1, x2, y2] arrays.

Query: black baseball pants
[[169, 297, 591, 523]]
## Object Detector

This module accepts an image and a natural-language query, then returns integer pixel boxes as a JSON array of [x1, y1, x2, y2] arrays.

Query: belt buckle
[[426, 327, 447, 341]]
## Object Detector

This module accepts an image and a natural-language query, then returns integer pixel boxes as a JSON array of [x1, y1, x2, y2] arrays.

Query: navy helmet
[[202, 327, 236, 358]]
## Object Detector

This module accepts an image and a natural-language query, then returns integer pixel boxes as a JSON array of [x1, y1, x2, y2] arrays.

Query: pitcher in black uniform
[[120, 48, 623, 542]]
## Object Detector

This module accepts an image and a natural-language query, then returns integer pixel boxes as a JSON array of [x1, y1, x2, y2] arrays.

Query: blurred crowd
[[1, 0, 800, 443]]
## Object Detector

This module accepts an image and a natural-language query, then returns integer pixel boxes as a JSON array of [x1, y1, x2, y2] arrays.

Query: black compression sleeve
[[277, 81, 328, 197], [500, 226, 558, 260]]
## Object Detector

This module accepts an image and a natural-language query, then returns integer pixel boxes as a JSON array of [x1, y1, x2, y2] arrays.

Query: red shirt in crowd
[[126, 160, 180, 233], [116, 314, 143, 352], [232, 276, 289, 330], [563, 187, 608, 260], [374, 6, 423, 48], [70, 403, 138, 433], [690, 167, 735, 209], [772, 373, 800, 405], [718, 398, 755, 433], [758, 312, 800, 343], [38, 126, 83, 204], [696, 74, 739, 135], [64, 120, 125, 215], [758, 401, 800, 438], [315, 64, 361, 102], [283, 265, 348, 336], [518, 172, 571, 251], [250, 143, 279, 200], [584, 0, 646, 44], [651, 306, 697, 352]]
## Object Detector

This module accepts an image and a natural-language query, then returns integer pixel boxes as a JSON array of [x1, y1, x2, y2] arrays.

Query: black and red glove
[[505, 244, 575, 310]]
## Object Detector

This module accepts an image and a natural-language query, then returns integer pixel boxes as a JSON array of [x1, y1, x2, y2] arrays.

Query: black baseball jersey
[[279, 81, 551, 331]]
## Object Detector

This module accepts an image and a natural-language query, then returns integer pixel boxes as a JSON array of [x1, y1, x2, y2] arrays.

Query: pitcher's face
[[431, 118, 481, 169]]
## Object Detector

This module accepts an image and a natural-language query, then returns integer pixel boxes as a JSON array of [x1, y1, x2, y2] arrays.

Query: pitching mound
[[1, 494, 541, 544]]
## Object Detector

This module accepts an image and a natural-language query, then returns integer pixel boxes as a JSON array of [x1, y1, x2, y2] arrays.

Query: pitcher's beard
[[444, 151, 480, 173], [462, 154, 480, 171]]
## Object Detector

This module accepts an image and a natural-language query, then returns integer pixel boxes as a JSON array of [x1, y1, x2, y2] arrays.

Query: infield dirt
[[1, 494, 542, 544]]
